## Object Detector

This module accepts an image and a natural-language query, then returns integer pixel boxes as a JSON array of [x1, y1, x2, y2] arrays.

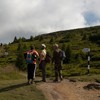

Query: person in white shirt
[[39, 44, 47, 82]]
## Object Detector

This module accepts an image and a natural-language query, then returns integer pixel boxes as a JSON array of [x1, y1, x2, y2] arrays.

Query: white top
[[40, 49, 46, 61]]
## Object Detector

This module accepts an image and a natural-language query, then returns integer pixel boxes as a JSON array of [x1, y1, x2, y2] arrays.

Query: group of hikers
[[24, 43, 65, 84]]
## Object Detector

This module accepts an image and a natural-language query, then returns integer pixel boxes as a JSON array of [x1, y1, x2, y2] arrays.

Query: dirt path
[[37, 79, 100, 100]]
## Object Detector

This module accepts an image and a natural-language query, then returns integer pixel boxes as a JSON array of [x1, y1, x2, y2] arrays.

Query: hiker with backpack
[[39, 44, 47, 82], [24, 45, 39, 84], [52, 43, 64, 82]]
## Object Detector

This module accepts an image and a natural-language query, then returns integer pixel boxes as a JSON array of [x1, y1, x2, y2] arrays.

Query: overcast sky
[[0, 0, 100, 43]]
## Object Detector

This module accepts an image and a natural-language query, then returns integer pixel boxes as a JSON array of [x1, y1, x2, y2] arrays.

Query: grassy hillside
[[0, 25, 100, 100], [0, 25, 100, 76], [0, 65, 46, 100]]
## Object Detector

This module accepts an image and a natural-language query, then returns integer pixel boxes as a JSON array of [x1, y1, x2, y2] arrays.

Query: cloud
[[0, 0, 100, 43], [83, 0, 100, 25]]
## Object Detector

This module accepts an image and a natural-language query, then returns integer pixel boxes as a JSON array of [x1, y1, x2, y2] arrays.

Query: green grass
[[0, 64, 99, 100], [68, 74, 100, 82], [0, 65, 25, 80], [0, 79, 46, 100], [0, 65, 46, 100], [0, 72, 25, 80]]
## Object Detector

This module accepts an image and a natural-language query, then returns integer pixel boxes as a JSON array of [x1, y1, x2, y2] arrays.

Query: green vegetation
[[0, 25, 100, 100], [0, 65, 46, 100], [0, 65, 25, 80], [0, 25, 100, 76], [68, 74, 100, 82], [0, 80, 46, 100], [16, 41, 27, 70]]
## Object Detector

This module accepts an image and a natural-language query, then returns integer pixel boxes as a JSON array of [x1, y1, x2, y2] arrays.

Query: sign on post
[[82, 48, 90, 52], [82, 48, 91, 75]]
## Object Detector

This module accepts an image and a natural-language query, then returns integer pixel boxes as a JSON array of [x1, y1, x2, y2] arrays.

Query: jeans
[[39, 60, 46, 81]]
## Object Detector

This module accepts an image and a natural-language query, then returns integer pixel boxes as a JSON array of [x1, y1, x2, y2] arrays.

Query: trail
[[18, 72, 100, 100], [37, 79, 100, 100]]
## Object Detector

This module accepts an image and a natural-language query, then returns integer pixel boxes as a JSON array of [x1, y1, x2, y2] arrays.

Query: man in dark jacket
[[52, 43, 63, 82]]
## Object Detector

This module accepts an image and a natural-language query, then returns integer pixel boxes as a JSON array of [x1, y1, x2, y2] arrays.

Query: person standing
[[39, 44, 47, 82], [52, 43, 63, 82], [24, 45, 39, 84]]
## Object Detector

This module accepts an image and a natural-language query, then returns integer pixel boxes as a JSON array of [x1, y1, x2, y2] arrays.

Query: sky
[[0, 0, 100, 43]]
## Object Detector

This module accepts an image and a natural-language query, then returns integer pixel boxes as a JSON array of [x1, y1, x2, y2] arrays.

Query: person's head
[[41, 44, 46, 49], [53, 43, 59, 50], [30, 45, 35, 50]]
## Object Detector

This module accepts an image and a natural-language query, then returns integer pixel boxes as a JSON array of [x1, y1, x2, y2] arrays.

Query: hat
[[41, 44, 46, 48], [53, 43, 59, 48]]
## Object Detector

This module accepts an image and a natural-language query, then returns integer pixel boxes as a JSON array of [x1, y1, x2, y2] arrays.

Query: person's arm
[[35, 51, 39, 57]]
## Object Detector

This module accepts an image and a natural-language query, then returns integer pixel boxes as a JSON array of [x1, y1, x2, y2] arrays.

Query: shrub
[[91, 55, 100, 61], [16, 41, 27, 70], [80, 61, 100, 69]]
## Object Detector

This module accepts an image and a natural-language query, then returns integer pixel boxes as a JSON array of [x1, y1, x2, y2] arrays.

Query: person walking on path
[[24, 45, 39, 84], [39, 44, 47, 82], [52, 43, 63, 82]]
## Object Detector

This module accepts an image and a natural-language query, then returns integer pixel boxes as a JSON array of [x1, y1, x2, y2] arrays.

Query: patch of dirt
[[37, 79, 100, 100]]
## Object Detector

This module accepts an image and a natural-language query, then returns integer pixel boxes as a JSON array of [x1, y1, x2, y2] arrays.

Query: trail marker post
[[82, 48, 90, 75]]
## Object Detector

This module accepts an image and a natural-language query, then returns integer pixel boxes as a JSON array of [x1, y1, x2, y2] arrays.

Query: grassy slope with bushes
[[0, 25, 100, 100], [0, 25, 100, 77]]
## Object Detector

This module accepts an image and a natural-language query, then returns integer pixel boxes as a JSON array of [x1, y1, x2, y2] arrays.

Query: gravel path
[[37, 79, 100, 100]]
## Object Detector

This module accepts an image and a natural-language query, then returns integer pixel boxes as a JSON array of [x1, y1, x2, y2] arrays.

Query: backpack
[[25, 51, 36, 64], [59, 50, 66, 60], [45, 53, 51, 63]]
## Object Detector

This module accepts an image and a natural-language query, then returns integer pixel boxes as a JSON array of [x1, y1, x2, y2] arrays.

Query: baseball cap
[[53, 43, 59, 48], [41, 44, 46, 48]]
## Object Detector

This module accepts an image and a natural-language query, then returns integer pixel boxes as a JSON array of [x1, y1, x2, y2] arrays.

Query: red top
[[26, 49, 39, 64]]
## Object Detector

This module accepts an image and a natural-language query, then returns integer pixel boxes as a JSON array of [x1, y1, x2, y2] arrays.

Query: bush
[[80, 61, 100, 69], [59, 39, 69, 43], [91, 55, 100, 61], [16, 42, 27, 70]]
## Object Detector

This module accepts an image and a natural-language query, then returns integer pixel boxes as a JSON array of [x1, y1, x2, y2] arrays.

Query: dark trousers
[[27, 63, 36, 80], [39, 60, 46, 81], [55, 69, 62, 81], [54, 63, 62, 81]]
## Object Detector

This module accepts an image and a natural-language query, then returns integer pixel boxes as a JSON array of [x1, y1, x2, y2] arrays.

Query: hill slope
[[0, 25, 100, 75]]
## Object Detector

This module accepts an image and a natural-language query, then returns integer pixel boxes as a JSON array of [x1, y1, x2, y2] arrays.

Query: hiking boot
[[42, 80, 46, 82], [60, 77, 63, 81], [60, 76, 63, 81], [31, 81, 35, 84], [30, 79, 35, 84], [53, 79, 58, 82], [27, 81, 31, 85], [30, 81, 33, 84]]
